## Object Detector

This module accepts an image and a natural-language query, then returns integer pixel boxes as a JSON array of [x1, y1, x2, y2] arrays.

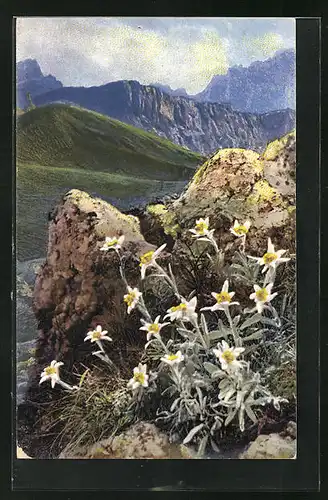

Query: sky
[[16, 17, 295, 95]]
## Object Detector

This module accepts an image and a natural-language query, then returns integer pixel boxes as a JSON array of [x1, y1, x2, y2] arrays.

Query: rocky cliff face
[[34, 80, 295, 155], [195, 49, 296, 113], [16, 59, 63, 109]]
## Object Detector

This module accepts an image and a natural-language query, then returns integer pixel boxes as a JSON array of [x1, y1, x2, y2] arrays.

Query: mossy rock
[[147, 204, 181, 238], [267, 361, 296, 401]]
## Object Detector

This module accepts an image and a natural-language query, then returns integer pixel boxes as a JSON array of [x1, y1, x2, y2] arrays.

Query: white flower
[[248, 238, 290, 273], [249, 283, 278, 313], [139, 315, 170, 341], [139, 243, 167, 279], [164, 296, 197, 323], [161, 350, 184, 366], [201, 280, 239, 312], [127, 363, 149, 390], [39, 360, 64, 389], [124, 286, 142, 314], [100, 235, 125, 252], [84, 325, 113, 343], [230, 220, 251, 238], [189, 217, 215, 239], [213, 340, 245, 372]]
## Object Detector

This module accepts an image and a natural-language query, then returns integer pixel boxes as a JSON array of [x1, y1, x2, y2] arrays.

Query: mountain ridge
[[33, 81, 295, 156]]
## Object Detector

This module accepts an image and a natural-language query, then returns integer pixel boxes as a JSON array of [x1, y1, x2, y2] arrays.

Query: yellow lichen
[[263, 130, 296, 161], [247, 180, 281, 206], [147, 204, 180, 237]]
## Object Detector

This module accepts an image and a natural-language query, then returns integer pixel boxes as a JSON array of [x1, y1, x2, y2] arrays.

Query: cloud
[[15, 18, 294, 93], [240, 32, 286, 61], [16, 18, 229, 94]]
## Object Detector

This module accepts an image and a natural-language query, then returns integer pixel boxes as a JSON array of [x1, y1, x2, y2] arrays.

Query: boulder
[[59, 422, 193, 459], [163, 131, 296, 258], [32, 189, 157, 369], [239, 432, 296, 459]]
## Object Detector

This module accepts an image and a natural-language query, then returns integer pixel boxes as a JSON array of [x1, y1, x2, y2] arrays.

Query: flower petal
[[222, 280, 229, 292]]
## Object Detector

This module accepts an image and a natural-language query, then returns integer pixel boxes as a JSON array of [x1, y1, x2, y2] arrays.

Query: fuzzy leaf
[[170, 397, 181, 412], [208, 330, 226, 341], [242, 330, 265, 342], [210, 438, 221, 453], [240, 313, 262, 330], [239, 407, 245, 432], [233, 315, 241, 326], [196, 435, 208, 458], [225, 408, 237, 426], [200, 313, 209, 335], [183, 423, 205, 444], [204, 362, 219, 375], [244, 404, 258, 423], [211, 369, 226, 380]]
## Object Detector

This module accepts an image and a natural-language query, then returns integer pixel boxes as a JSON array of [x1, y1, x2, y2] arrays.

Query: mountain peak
[[17, 58, 43, 82]]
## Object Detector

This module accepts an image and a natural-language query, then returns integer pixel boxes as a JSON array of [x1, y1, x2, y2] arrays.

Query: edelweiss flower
[[161, 350, 184, 366], [84, 325, 113, 343], [39, 360, 64, 388], [124, 286, 142, 314], [201, 280, 239, 312], [100, 235, 125, 252], [164, 296, 197, 323], [248, 238, 290, 273], [213, 340, 245, 372], [249, 283, 278, 313], [139, 315, 170, 341], [139, 243, 166, 280], [189, 217, 214, 239], [127, 363, 149, 390], [230, 220, 251, 238]]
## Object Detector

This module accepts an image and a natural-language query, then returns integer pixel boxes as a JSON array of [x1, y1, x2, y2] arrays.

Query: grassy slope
[[17, 104, 203, 180], [17, 104, 202, 260]]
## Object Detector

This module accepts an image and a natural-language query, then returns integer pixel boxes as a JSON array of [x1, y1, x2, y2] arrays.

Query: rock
[[169, 130, 295, 257], [239, 433, 296, 459], [32, 189, 157, 369], [16, 446, 32, 459], [59, 422, 192, 459], [286, 421, 297, 439]]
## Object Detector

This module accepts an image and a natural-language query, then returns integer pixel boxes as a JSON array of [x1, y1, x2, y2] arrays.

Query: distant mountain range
[[16, 55, 296, 155], [194, 49, 296, 113], [16, 59, 63, 109]]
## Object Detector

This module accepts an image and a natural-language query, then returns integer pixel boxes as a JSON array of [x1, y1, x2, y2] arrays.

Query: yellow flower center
[[263, 252, 277, 264], [215, 292, 231, 304], [134, 372, 145, 384], [140, 251, 155, 266], [170, 303, 187, 312], [255, 288, 269, 302], [195, 221, 208, 235], [106, 238, 118, 247], [45, 366, 57, 376], [234, 225, 248, 235], [222, 350, 235, 364], [91, 330, 102, 340], [149, 323, 160, 334], [167, 354, 178, 361], [124, 292, 137, 307]]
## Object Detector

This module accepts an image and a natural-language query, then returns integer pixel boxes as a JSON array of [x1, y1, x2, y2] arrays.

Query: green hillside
[[17, 105, 203, 260], [17, 104, 203, 180]]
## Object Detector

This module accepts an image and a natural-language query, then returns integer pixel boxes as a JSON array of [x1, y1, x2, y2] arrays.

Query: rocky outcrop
[[59, 422, 193, 459], [31, 189, 157, 371], [239, 431, 296, 459], [34, 79, 295, 155], [164, 130, 296, 258]]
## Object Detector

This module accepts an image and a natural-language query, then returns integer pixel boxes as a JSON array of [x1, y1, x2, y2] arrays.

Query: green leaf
[[183, 423, 205, 445], [208, 330, 226, 341]]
